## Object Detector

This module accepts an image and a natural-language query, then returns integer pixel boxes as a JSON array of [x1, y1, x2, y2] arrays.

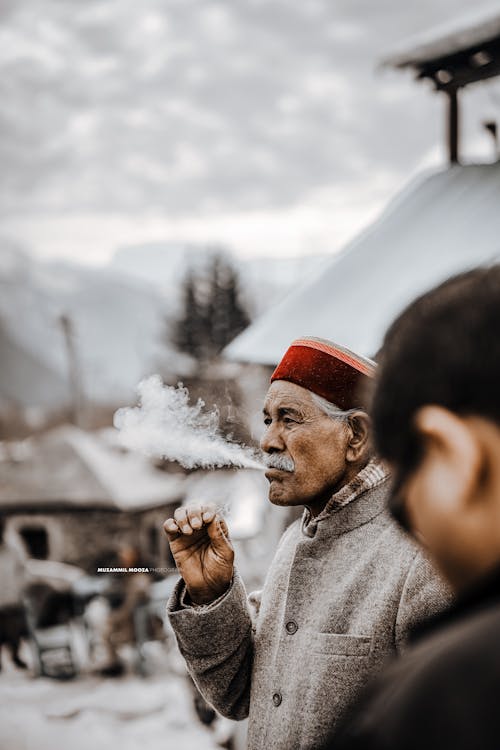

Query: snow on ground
[[0, 655, 219, 750]]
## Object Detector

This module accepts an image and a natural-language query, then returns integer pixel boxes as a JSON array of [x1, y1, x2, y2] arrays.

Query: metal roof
[[225, 162, 500, 365], [0, 425, 183, 512]]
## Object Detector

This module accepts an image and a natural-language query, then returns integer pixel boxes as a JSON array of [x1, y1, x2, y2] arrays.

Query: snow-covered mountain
[[0, 240, 181, 408], [0, 238, 328, 411], [0, 318, 70, 410]]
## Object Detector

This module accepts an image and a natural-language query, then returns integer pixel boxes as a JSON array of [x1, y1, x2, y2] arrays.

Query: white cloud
[[1, 0, 497, 265], [2, 168, 397, 268]]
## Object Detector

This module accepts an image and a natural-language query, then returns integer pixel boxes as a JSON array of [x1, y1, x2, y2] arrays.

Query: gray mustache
[[263, 454, 295, 472]]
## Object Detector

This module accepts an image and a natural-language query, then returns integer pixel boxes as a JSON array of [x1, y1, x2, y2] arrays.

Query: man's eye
[[283, 416, 296, 425], [263, 417, 272, 426]]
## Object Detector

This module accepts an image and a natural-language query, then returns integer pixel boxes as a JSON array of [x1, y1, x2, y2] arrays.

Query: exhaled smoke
[[113, 375, 264, 471]]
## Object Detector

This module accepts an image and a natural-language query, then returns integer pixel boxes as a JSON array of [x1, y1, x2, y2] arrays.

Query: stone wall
[[6, 503, 178, 574]]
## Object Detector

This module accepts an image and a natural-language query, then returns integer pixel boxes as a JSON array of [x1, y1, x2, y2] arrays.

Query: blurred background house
[[0, 425, 184, 571]]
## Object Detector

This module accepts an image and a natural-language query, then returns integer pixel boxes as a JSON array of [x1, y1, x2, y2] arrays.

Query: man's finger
[[163, 518, 180, 539], [184, 502, 218, 529], [206, 514, 234, 554], [201, 502, 217, 524], [174, 506, 193, 535], [186, 505, 204, 530], [218, 516, 230, 539]]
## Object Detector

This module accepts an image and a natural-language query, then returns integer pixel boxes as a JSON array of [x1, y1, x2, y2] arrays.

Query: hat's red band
[[271, 337, 375, 410], [291, 338, 375, 378]]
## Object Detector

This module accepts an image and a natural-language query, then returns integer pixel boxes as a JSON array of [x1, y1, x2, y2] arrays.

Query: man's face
[[260, 380, 350, 509]]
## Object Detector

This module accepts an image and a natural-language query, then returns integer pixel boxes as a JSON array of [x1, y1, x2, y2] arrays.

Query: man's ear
[[345, 411, 371, 463], [414, 405, 483, 511]]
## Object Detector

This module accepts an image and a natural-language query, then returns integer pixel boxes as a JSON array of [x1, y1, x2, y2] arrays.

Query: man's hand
[[163, 503, 234, 605]]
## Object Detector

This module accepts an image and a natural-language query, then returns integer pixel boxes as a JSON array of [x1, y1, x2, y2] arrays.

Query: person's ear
[[414, 405, 483, 512], [345, 411, 371, 463]]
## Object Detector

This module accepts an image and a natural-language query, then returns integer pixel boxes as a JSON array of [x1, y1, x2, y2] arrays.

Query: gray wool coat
[[168, 473, 450, 750]]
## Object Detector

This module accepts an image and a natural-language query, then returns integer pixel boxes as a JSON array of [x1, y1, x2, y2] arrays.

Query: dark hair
[[372, 265, 500, 481]]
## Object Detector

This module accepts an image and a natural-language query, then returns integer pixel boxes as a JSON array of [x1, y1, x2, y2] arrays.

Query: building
[[382, 7, 500, 164], [225, 7, 500, 365], [0, 426, 184, 573]]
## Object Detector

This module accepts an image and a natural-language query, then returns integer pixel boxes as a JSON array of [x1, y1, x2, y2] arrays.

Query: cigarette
[[212, 502, 231, 518]]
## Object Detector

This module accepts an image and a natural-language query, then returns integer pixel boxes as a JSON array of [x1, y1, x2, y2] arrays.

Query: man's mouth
[[265, 468, 288, 481]]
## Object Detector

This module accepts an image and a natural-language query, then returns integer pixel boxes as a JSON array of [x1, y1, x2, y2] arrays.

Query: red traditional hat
[[271, 337, 376, 410]]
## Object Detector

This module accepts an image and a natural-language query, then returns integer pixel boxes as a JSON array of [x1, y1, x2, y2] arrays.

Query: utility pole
[[59, 313, 84, 427]]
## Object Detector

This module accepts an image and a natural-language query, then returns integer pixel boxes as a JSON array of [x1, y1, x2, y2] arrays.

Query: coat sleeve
[[394, 550, 452, 653], [167, 568, 260, 720]]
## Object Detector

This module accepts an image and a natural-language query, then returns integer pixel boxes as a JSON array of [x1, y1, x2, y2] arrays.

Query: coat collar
[[301, 459, 391, 539]]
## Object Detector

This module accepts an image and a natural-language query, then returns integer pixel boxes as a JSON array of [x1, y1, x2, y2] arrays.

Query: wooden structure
[[383, 9, 500, 164]]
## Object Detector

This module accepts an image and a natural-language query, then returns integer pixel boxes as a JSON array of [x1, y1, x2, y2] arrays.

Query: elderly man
[[164, 337, 449, 749]]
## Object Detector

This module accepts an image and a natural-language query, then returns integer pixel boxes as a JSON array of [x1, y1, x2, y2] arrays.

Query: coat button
[[285, 620, 298, 634], [272, 692, 282, 707]]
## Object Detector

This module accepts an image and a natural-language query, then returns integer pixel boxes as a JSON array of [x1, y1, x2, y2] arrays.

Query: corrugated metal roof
[[225, 162, 500, 365]]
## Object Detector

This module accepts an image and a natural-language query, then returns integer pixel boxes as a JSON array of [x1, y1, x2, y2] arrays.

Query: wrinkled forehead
[[263, 379, 336, 413]]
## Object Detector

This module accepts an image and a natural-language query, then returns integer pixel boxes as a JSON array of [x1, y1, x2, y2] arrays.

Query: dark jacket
[[333, 563, 500, 750]]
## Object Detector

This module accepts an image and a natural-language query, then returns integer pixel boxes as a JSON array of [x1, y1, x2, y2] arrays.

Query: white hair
[[311, 393, 363, 423], [311, 393, 373, 460]]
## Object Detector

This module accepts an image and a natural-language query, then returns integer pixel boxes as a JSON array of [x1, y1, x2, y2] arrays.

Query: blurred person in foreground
[[0, 519, 28, 670], [334, 266, 500, 750], [163, 337, 449, 749]]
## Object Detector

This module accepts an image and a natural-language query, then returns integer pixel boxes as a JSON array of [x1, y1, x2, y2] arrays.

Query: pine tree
[[225, 263, 250, 343], [172, 271, 207, 359], [173, 255, 250, 360], [206, 255, 250, 355]]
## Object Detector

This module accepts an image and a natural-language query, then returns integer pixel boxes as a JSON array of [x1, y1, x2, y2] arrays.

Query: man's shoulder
[[376, 505, 430, 559], [363, 501, 420, 560]]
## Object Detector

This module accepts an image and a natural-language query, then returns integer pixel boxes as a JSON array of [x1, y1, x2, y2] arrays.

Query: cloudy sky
[[1, 0, 500, 264]]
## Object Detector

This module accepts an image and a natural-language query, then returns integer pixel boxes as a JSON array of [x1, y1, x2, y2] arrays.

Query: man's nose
[[260, 423, 285, 453]]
